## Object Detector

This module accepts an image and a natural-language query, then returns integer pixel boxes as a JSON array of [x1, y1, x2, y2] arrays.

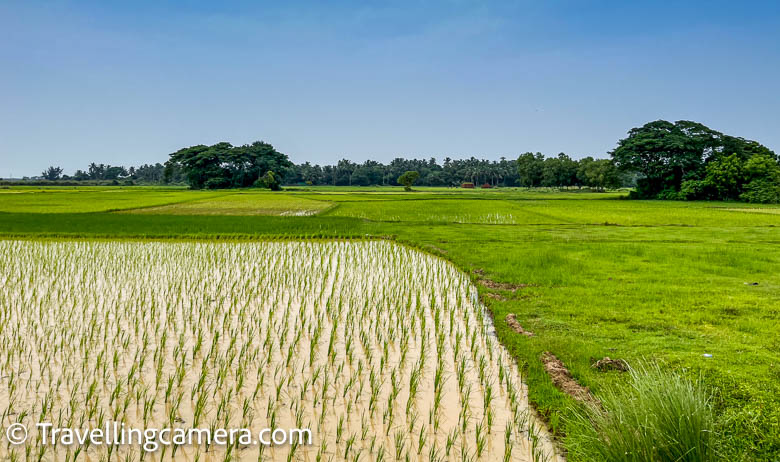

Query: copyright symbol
[[6, 423, 27, 445]]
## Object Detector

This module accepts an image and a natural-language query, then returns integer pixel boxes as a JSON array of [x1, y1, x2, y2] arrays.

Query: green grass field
[[2, 185, 779, 460], [0, 186, 225, 213], [124, 191, 333, 216]]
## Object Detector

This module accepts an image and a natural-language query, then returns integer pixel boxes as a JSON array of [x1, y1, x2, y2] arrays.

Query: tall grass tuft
[[567, 362, 715, 462]]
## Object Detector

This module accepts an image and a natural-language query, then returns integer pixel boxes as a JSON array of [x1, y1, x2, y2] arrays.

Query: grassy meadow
[[1, 185, 779, 460]]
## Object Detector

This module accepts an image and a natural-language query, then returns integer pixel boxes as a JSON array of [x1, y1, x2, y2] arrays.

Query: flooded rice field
[[0, 240, 557, 461]]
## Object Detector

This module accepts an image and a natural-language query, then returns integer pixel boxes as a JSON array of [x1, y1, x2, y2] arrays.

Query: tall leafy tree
[[166, 141, 292, 189], [741, 154, 780, 203], [703, 153, 744, 200], [397, 171, 420, 191], [611, 120, 717, 197], [578, 158, 621, 191], [42, 166, 63, 180], [611, 120, 776, 199], [542, 153, 578, 187], [516, 152, 544, 187]]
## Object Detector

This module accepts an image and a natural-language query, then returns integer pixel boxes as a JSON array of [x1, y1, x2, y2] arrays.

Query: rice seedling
[[0, 240, 557, 461]]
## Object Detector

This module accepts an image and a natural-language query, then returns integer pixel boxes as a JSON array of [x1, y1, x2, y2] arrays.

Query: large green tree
[[611, 120, 776, 199], [397, 171, 420, 191], [41, 166, 63, 181], [541, 153, 578, 188], [516, 152, 544, 188], [166, 141, 292, 189], [578, 157, 621, 191], [611, 120, 716, 197], [740, 154, 780, 203], [703, 153, 744, 200]]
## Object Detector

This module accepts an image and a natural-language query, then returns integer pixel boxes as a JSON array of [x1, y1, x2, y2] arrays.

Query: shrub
[[567, 362, 715, 462], [740, 179, 780, 204], [254, 171, 281, 190], [740, 154, 780, 203], [204, 177, 231, 189], [656, 188, 682, 201], [703, 153, 745, 200], [679, 180, 707, 200], [397, 171, 419, 191]]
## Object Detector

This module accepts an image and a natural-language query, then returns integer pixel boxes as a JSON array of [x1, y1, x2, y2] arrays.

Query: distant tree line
[[30, 151, 629, 190], [34, 162, 185, 185], [285, 154, 629, 189], [286, 157, 518, 187], [22, 119, 779, 202]]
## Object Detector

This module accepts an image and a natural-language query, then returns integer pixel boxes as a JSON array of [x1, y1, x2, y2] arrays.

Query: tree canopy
[[397, 171, 420, 191], [516, 152, 544, 188], [41, 166, 63, 181], [166, 141, 293, 189], [611, 120, 778, 201], [33, 120, 776, 202]]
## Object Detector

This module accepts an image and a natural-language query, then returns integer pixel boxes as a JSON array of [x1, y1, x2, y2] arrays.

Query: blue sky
[[2, 1, 779, 176]]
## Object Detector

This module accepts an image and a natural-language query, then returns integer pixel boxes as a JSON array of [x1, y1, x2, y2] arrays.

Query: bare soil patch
[[483, 292, 507, 302], [480, 278, 531, 291], [591, 357, 629, 372], [424, 244, 449, 255], [506, 314, 534, 336], [541, 352, 598, 405]]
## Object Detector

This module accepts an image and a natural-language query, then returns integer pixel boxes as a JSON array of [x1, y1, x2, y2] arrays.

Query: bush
[[254, 171, 281, 190], [204, 177, 231, 189], [656, 188, 682, 201], [633, 177, 667, 199], [679, 180, 708, 200], [703, 153, 744, 200], [397, 171, 420, 192], [567, 362, 715, 462], [740, 179, 780, 204]]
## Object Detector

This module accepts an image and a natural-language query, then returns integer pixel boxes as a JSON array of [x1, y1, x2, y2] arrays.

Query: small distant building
[[461, 182, 475, 189], [481, 183, 492, 189]]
